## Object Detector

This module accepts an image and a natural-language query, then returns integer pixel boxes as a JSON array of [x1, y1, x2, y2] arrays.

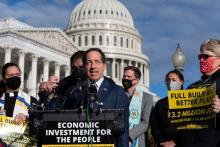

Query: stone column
[[112, 58, 115, 79], [4, 46, 12, 63], [18, 50, 25, 89], [43, 59, 49, 82], [146, 66, 149, 89], [141, 63, 144, 84], [103, 58, 107, 76], [64, 65, 70, 77], [54, 62, 60, 77], [135, 61, 138, 67], [30, 54, 38, 97], [120, 59, 124, 80]]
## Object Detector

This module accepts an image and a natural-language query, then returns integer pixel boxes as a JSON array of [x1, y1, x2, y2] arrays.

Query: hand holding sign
[[15, 113, 28, 122], [212, 95, 220, 113], [160, 140, 176, 147]]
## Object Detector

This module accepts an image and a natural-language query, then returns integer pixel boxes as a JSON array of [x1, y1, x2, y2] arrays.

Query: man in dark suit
[[82, 48, 129, 147], [41, 48, 129, 146], [40, 50, 86, 109]]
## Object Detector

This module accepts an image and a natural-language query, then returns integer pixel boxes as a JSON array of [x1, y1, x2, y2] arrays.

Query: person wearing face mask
[[175, 39, 220, 147], [40, 50, 86, 110], [0, 62, 38, 122], [150, 69, 184, 147], [122, 66, 154, 147]]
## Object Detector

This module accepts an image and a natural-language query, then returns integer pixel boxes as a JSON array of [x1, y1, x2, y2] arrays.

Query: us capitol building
[[0, 0, 154, 98]]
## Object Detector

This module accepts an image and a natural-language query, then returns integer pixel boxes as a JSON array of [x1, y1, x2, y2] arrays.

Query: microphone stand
[[81, 83, 103, 115]]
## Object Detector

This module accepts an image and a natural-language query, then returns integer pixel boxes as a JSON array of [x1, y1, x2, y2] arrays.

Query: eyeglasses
[[198, 54, 218, 60]]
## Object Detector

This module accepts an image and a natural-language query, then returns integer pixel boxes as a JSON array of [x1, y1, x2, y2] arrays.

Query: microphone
[[88, 84, 103, 113], [89, 84, 97, 102]]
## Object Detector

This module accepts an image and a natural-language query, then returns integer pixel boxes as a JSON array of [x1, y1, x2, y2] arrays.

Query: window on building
[[73, 36, 75, 42], [107, 62, 112, 77], [78, 36, 81, 46], [131, 40, 134, 49], [107, 36, 110, 46], [74, 13, 77, 19], [113, 36, 117, 46], [92, 35, 95, 45], [85, 36, 88, 46], [99, 35, 102, 45], [78, 12, 81, 20], [115, 63, 118, 78], [120, 37, 123, 47], [126, 38, 129, 48]]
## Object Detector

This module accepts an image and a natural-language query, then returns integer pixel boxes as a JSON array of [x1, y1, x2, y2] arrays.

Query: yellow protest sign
[[0, 115, 37, 147], [168, 83, 216, 130], [168, 84, 215, 109]]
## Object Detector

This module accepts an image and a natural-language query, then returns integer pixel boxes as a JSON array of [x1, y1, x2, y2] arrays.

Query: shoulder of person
[[60, 75, 71, 84], [103, 76, 117, 86], [155, 97, 168, 107], [187, 80, 202, 89], [20, 90, 31, 98], [104, 76, 114, 83]]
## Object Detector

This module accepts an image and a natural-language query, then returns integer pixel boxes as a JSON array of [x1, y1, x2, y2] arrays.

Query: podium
[[29, 109, 124, 147]]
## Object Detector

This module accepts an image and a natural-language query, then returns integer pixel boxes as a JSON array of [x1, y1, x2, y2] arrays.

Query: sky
[[1, 0, 220, 98]]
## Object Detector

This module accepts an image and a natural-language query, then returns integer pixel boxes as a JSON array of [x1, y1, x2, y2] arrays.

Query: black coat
[[150, 97, 177, 147], [176, 69, 220, 147]]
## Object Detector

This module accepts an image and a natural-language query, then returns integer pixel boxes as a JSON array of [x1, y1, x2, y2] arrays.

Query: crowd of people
[[1, 39, 220, 147]]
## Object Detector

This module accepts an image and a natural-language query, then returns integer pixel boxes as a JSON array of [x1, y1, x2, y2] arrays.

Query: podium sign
[[29, 109, 124, 147]]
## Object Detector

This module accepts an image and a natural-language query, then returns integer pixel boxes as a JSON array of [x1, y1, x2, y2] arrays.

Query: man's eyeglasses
[[198, 54, 218, 60]]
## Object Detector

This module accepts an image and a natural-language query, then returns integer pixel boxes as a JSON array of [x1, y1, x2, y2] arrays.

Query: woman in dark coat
[[150, 69, 184, 147]]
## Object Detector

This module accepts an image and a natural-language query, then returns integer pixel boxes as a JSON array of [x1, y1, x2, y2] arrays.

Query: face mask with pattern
[[122, 78, 134, 90], [200, 57, 220, 73]]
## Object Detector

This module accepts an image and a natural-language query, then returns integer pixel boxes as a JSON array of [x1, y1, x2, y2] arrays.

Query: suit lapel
[[97, 77, 110, 102]]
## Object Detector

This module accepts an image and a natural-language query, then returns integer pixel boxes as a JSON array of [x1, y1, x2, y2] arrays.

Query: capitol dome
[[67, 0, 134, 29], [65, 0, 150, 89]]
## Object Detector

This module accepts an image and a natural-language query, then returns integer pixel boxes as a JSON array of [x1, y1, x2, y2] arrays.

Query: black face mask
[[6, 76, 21, 90], [71, 68, 87, 82], [122, 78, 134, 90]]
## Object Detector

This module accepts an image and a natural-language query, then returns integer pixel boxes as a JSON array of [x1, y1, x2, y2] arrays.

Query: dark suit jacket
[[93, 77, 129, 147]]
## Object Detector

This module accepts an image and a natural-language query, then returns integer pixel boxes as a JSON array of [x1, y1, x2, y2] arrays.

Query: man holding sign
[[177, 39, 220, 147]]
